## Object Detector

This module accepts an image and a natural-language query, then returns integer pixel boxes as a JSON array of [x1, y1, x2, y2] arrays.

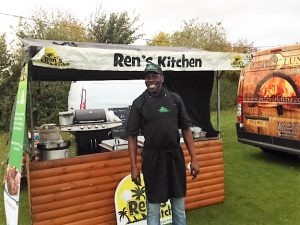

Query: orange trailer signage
[[237, 45, 300, 154]]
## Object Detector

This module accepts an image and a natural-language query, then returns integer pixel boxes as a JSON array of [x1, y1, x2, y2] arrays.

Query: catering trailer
[[4, 38, 249, 225]]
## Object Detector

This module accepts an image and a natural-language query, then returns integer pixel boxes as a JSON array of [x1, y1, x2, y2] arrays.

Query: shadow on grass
[[249, 150, 300, 169]]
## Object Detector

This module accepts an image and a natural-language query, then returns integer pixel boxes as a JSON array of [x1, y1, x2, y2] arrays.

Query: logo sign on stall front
[[115, 174, 172, 225]]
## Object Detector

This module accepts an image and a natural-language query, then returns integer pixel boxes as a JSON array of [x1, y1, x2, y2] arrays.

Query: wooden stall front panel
[[28, 139, 224, 225]]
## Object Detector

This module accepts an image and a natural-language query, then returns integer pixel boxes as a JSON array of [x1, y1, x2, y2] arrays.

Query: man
[[126, 62, 200, 225]]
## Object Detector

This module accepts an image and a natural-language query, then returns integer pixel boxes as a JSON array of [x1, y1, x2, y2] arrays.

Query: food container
[[100, 138, 128, 151], [191, 127, 202, 139], [59, 111, 75, 126], [37, 140, 71, 160], [199, 131, 207, 138], [39, 124, 61, 142]]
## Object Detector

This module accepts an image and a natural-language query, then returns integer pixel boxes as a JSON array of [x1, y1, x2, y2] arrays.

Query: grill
[[59, 109, 122, 132], [74, 109, 107, 124]]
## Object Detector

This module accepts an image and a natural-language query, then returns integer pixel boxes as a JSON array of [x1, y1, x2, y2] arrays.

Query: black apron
[[141, 90, 186, 203]]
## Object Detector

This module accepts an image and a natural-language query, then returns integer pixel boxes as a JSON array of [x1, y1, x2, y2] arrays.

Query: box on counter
[[100, 138, 128, 151]]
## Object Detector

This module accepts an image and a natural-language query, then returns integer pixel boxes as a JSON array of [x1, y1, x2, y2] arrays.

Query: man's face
[[145, 73, 164, 94]]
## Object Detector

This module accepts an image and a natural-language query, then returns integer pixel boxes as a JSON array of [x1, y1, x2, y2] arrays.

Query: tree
[[8, 7, 144, 128], [147, 32, 172, 47], [16, 8, 88, 42], [0, 34, 12, 87], [12, 8, 91, 127], [232, 38, 256, 53], [88, 8, 143, 44], [148, 19, 255, 54], [0, 34, 17, 130], [148, 19, 231, 52]]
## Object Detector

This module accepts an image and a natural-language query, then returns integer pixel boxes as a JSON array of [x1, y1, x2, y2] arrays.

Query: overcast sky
[[1, 0, 300, 50]]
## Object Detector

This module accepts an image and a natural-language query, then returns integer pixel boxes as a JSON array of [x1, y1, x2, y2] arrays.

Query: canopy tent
[[4, 38, 249, 225], [23, 38, 249, 136]]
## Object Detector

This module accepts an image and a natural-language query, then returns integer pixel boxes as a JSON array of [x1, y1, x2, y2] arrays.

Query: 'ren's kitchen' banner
[[31, 45, 250, 72], [4, 64, 28, 225], [115, 174, 172, 225]]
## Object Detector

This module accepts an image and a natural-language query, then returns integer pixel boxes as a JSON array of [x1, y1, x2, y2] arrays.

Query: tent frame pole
[[28, 64, 34, 156], [216, 71, 221, 137]]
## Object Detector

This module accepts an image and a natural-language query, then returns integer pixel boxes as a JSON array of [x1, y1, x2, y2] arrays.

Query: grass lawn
[[1, 109, 300, 225], [187, 109, 300, 225]]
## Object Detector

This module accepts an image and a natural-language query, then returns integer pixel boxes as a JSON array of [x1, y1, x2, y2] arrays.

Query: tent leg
[[216, 71, 221, 137], [28, 68, 34, 156]]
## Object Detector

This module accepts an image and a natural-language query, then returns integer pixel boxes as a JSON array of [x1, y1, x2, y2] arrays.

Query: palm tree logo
[[41, 47, 69, 66], [118, 207, 130, 223], [231, 55, 244, 68], [131, 185, 145, 201]]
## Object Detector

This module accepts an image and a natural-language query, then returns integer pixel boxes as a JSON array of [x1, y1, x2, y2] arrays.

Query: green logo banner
[[4, 63, 28, 225], [8, 64, 28, 169]]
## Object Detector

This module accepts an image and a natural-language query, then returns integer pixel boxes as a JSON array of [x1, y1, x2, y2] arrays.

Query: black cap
[[144, 62, 163, 75]]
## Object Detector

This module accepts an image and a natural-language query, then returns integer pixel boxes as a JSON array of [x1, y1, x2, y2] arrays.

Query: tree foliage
[[88, 9, 143, 44], [0, 34, 12, 87], [13, 9, 91, 128], [1, 8, 144, 129], [173, 20, 231, 51], [148, 19, 231, 51], [0, 34, 16, 130], [29, 81, 71, 126], [148, 19, 254, 54], [232, 38, 256, 53], [16, 8, 88, 42], [147, 32, 172, 47]]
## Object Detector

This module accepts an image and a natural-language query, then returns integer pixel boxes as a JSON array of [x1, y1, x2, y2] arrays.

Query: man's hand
[[128, 135, 140, 185], [131, 166, 141, 185], [190, 159, 200, 179], [182, 128, 200, 179]]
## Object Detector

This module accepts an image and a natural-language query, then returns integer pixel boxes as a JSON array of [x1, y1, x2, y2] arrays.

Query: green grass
[[186, 109, 300, 225], [1, 109, 300, 225]]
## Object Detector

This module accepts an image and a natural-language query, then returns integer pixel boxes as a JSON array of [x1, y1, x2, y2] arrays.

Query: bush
[[31, 81, 71, 127], [210, 71, 239, 111]]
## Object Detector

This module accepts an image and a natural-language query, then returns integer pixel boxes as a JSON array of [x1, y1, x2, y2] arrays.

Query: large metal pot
[[37, 140, 71, 160]]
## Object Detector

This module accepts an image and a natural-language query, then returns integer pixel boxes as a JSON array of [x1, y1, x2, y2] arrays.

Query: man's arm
[[182, 128, 200, 179], [128, 135, 141, 185]]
